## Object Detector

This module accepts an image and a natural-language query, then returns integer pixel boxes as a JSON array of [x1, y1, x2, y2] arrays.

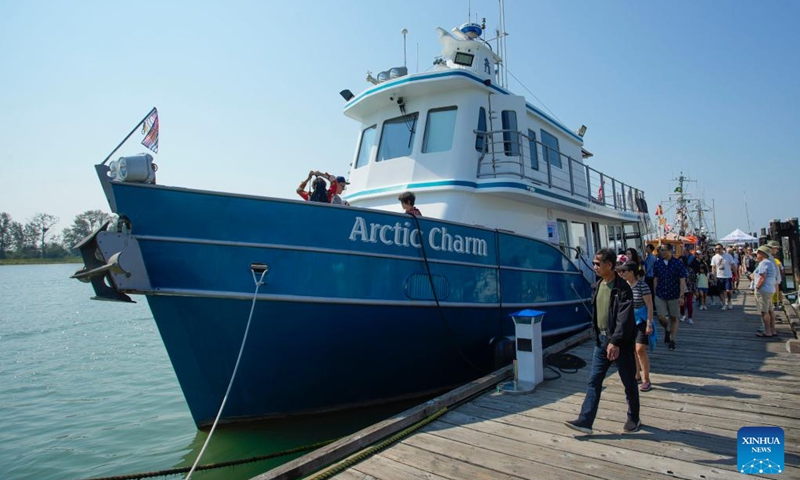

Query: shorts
[[635, 321, 649, 345], [755, 291, 774, 313], [697, 287, 708, 293], [655, 296, 680, 319], [717, 278, 732, 291]]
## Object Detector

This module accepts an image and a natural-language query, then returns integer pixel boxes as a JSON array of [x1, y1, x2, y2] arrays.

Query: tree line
[[0, 210, 111, 259]]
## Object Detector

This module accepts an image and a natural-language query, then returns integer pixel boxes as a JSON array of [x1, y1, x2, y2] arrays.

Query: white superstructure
[[343, 22, 652, 266]]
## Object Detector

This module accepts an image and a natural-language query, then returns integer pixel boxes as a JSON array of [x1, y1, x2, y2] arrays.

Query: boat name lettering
[[349, 217, 488, 257]]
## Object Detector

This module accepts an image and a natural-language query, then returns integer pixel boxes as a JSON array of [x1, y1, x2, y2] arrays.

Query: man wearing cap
[[331, 175, 350, 206], [565, 248, 640, 435], [754, 245, 777, 337]]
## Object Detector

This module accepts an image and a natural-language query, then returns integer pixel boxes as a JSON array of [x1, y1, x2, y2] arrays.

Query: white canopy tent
[[719, 228, 758, 244]]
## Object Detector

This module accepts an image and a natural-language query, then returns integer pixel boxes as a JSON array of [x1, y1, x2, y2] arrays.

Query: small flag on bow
[[141, 108, 159, 153], [655, 204, 663, 216]]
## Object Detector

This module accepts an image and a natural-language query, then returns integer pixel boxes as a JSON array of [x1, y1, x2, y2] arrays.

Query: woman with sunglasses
[[618, 260, 654, 392]]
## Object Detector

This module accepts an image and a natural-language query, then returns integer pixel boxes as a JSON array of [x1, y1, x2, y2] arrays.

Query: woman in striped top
[[617, 260, 654, 392]]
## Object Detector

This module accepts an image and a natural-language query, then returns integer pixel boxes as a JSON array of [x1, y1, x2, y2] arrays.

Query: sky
[[1, 0, 799, 240]]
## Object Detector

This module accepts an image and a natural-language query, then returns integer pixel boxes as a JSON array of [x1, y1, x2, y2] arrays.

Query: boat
[[73, 16, 653, 428]]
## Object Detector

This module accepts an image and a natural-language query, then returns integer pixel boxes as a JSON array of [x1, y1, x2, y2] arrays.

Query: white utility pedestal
[[498, 309, 545, 395]]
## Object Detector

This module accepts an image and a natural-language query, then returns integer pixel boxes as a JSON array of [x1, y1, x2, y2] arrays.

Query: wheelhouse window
[[540, 129, 561, 168], [377, 113, 418, 162], [527, 129, 539, 170], [501, 110, 520, 156], [422, 106, 457, 153], [355, 125, 376, 169], [475, 107, 487, 152]]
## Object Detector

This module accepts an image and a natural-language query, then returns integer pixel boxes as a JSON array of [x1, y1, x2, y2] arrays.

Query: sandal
[[639, 382, 652, 392], [755, 332, 768, 337]]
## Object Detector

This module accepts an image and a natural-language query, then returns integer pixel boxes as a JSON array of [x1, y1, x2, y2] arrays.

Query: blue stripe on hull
[[147, 294, 588, 426]]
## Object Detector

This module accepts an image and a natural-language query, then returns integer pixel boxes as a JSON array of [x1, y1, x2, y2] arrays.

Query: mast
[[669, 173, 696, 236]]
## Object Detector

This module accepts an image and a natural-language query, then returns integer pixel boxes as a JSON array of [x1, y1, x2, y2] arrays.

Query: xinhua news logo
[[737, 426, 783, 475]]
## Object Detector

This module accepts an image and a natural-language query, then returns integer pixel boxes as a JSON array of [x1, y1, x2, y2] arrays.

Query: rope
[[570, 283, 593, 317], [307, 408, 449, 480], [80, 438, 338, 480], [185, 266, 268, 479]]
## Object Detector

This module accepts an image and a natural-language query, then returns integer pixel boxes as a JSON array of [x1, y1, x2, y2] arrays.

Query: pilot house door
[[479, 93, 528, 178]]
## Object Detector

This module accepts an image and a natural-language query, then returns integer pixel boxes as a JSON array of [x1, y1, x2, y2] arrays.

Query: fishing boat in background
[[73, 15, 653, 428]]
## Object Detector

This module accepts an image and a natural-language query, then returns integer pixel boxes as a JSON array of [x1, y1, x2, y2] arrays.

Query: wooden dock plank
[[350, 454, 453, 480], [430, 408, 740, 480], [416, 415, 677, 479]]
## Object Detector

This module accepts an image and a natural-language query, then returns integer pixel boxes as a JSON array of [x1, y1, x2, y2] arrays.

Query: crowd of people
[[566, 239, 786, 436]]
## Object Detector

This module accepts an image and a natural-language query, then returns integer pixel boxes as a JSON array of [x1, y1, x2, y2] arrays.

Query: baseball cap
[[336, 176, 350, 185]]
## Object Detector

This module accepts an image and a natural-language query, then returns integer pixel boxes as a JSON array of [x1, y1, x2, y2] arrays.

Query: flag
[[141, 108, 159, 153], [674, 186, 682, 193], [655, 204, 663, 216], [597, 183, 604, 202]]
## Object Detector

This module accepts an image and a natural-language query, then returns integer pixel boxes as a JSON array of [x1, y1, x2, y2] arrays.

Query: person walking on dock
[[617, 260, 654, 392], [753, 245, 777, 337], [711, 244, 735, 309], [565, 248, 641, 435], [653, 245, 687, 350]]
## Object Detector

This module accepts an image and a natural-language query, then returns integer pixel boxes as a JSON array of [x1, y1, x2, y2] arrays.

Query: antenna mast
[[744, 191, 752, 234], [401, 29, 408, 67], [499, 0, 508, 87]]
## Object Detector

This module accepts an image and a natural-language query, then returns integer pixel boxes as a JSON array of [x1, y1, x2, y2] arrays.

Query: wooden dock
[[256, 290, 799, 480]]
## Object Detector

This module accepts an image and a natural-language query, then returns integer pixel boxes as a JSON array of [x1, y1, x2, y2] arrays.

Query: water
[[0, 264, 410, 480]]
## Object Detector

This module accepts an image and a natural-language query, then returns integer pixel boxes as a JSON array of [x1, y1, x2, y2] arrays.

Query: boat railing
[[476, 129, 648, 214]]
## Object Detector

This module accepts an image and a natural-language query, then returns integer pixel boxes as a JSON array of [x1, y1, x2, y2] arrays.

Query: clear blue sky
[[2, 0, 798, 240]]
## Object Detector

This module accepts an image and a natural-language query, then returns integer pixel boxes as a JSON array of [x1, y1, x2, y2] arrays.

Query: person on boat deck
[[565, 248, 640, 436], [332, 176, 350, 206], [398, 191, 421, 216], [296, 170, 342, 203]]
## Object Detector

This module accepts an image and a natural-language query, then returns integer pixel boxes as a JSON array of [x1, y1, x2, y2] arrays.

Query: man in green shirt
[[565, 248, 640, 435]]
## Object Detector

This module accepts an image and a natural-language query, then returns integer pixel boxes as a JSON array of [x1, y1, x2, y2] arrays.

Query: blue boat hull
[[90, 180, 592, 427]]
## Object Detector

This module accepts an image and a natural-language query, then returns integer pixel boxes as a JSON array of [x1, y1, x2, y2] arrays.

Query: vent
[[404, 273, 450, 301]]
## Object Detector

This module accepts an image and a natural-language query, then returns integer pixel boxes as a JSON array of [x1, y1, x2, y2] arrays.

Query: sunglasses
[[592, 261, 603, 266]]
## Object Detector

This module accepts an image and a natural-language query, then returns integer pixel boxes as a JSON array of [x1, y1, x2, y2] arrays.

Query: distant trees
[[0, 210, 112, 260], [62, 210, 112, 254]]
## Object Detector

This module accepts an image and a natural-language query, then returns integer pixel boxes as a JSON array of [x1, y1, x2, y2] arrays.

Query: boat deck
[[255, 288, 800, 480]]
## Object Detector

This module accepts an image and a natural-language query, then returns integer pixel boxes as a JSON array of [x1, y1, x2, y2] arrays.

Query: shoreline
[[0, 258, 82, 266]]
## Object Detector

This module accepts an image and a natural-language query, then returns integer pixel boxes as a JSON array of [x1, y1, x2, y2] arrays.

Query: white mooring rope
[[186, 264, 269, 479]]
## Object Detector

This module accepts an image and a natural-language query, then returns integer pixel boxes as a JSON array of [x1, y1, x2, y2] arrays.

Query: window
[[527, 129, 539, 170], [475, 107, 487, 152], [571, 222, 588, 254], [557, 219, 569, 248], [422, 107, 457, 153], [540, 129, 562, 168], [377, 113, 418, 162], [355, 125, 376, 169], [502, 110, 520, 156]]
